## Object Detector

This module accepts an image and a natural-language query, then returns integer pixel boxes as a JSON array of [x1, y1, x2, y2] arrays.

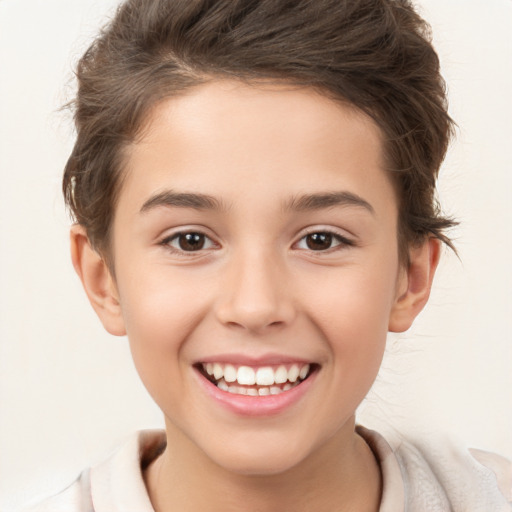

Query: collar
[[89, 427, 405, 512]]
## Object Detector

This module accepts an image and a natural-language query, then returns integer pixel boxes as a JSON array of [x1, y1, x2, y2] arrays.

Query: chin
[[217, 453, 304, 477], [201, 434, 316, 477]]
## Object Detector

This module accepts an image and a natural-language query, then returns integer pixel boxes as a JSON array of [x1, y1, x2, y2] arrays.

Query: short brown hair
[[63, 0, 456, 264]]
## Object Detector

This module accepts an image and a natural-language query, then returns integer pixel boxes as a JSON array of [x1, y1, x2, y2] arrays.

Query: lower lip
[[194, 368, 317, 417]]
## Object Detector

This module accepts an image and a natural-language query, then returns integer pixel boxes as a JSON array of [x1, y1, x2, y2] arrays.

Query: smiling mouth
[[197, 362, 317, 396]]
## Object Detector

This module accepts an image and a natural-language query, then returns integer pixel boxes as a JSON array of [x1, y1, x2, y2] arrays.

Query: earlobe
[[70, 225, 126, 336], [388, 238, 441, 333]]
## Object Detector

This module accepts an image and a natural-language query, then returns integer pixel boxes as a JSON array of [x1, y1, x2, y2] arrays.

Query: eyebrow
[[139, 189, 374, 215], [140, 190, 227, 213], [285, 191, 375, 214]]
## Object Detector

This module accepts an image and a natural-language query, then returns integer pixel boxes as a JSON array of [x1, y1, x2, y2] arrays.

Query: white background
[[1, 0, 511, 509]]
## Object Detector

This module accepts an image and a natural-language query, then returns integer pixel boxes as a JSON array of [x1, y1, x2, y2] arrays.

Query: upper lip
[[195, 353, 317, 366]]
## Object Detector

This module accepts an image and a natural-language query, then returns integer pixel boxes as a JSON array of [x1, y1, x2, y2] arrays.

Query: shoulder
[[396, 435, 512, 511], [19, 471, 91, 512], [470, 447, 512, 502], [358, 425, 512, 512], [19, 430, 164, 512]]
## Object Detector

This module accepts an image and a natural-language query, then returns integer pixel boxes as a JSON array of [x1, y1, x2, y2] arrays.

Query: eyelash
[[294, 229, 354, 252], [159, 231, 217, 256], [159, 229, 354, 256]]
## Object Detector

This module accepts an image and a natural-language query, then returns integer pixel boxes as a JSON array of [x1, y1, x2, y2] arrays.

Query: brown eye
[[163, 232, 215, 253], [178, 233, 205, 251], [295, 231, 352, 252], [305, 232, 334, 251]]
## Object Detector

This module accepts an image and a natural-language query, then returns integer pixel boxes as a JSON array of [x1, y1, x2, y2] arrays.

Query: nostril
[[216, 296, 296, 332], [224, 319, 287, 333]]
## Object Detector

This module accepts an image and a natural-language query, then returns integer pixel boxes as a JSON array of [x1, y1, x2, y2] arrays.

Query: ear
[[70, 225, 126, 336], [388, 237, 441, 333]]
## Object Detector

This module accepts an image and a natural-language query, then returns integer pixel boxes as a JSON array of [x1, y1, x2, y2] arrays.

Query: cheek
[[304, 263, 397, 337], [118, 262, 212, 335], [300, 261, 398, 383], [115, 266, 213, 399], [289, 265, 397, 444]]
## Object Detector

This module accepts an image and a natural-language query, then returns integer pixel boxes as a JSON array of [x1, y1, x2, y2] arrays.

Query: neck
[[144, 418, 382, 512]]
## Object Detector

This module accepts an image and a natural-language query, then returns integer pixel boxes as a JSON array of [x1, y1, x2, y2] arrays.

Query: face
[[107, 81, 407, 475]]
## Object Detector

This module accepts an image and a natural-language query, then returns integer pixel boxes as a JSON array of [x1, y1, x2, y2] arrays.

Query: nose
[[214, 249, 296, 333]]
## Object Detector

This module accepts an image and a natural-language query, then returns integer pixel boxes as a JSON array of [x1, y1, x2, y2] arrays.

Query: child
[[23, 0, 512, 510]]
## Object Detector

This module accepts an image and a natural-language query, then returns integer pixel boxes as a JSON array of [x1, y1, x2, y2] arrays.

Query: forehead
[[119, 80, 395, 218]]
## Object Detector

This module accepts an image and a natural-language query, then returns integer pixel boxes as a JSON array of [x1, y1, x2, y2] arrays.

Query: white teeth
[[255, 367, 275, 386], [287, 364, 300, 383], [224, 364, 237, 383], [220, 381, 301, 396], [299, 364, 310, 380], [237, 366, 256, 385], [213, 363, 224, 380], [202, 362, 313, 390], [274, 365, 288, 384]]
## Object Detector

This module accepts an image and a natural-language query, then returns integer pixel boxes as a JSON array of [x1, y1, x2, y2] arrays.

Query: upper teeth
[[203, 363, 310, 386]]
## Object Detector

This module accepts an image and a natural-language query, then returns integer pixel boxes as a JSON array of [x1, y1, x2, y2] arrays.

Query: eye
[[296, 231, 352, 251], [162, 232, 216, 252]]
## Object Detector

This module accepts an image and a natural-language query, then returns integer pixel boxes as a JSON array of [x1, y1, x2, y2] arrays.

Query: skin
[[71, 80, 440, 512]]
